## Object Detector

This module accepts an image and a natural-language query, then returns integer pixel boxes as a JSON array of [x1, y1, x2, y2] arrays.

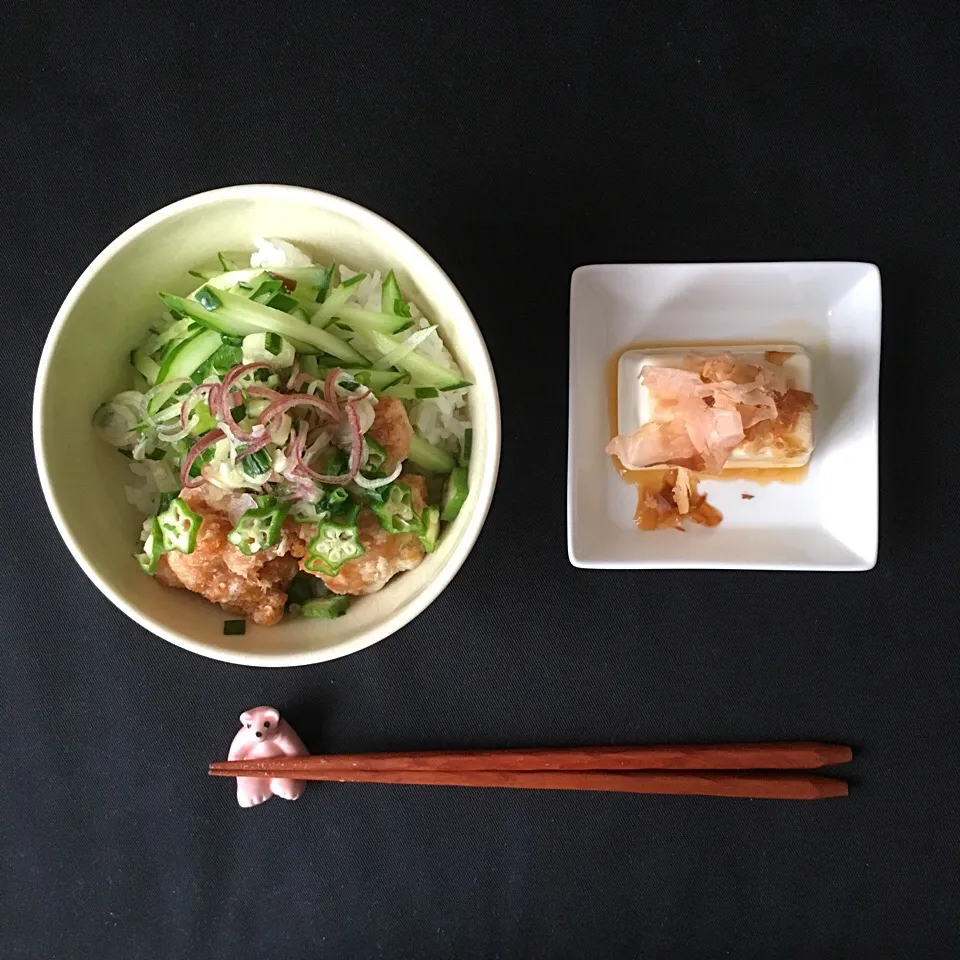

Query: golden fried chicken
[[315, 474, 427, 596], [367, 396, 413, 467], [156, 485, 301, 626]]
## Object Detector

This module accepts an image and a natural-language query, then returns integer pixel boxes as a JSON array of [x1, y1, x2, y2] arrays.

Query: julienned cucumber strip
[[359, 328, 471, 391], [285, 274, 358, 322], [441, 466, 469, 522], [196, 268, 261, 290], [459, 427, 473, 467], [382, 384, 440, 400], [309, 274, 365, 327], [381, 270, 412, 318], [131, 347, 160, 385], [331, 307, 412, 334], [381, 271, 402, 314], [407, 432, 456, 473], [340, 369, 406, 392], [317, 368, 405, 393], [267, 265, 337, 299], [301, 355, 321, 379], [156, 329, 222, 384], [159, 289, 368, 365]]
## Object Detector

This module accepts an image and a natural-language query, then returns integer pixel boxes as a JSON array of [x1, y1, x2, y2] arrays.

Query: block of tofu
[[617, 344, 815, 470]]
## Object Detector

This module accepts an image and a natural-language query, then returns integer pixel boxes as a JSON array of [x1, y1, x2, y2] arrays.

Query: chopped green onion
[[209, 342, 243, 374], [251, 278, 284, 304], [266, 292, 299, 313], [240, 447, 273, 478], [188, 445, 215, 478], [223, 619, 246, 636], [265, 332, 283, 356], [323, 486, 350, 509]]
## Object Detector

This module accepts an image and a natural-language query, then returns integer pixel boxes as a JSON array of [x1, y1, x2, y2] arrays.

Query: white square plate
[[567, 262, 881, 570]]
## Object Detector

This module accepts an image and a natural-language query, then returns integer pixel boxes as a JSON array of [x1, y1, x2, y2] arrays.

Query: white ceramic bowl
[[34, 185, 500, 666]]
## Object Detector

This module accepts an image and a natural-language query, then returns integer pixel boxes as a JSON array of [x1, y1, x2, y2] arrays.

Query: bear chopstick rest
[[227, 706, 308, 808]]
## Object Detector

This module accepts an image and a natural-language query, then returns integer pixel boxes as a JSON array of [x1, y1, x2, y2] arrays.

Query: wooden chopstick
[[209, 766, 846, 800], [209, 742, 851, 775]]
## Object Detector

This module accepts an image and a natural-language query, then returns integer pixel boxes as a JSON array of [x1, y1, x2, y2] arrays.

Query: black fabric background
[[3, 2, 959, 957]]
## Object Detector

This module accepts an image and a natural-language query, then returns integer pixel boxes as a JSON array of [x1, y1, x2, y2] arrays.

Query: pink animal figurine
[[228, 706, 309, 808]]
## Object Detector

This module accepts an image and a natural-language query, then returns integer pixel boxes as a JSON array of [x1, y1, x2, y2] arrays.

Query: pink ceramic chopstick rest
[[227, 706, 308, 808]]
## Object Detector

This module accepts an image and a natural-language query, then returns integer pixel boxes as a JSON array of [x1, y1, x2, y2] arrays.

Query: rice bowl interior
[[33, 185, 500, 666]]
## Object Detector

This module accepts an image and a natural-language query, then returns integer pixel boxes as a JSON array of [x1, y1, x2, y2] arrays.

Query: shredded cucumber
[[308, 274, 365, 327], [155, 329, 222, 384], [382, 384, 440, 400], [407, 432, 456, 473], [381, 270, 411, 317], [345, 369, 407, 392], [193, 268, 261, 289], [331, 307, 413, 335], [370, 326, 437, 371], [159, 289, 368, 365], [265, 265, 337, 297], [131, 347, 160, 385], [360, 328, 471, 390]]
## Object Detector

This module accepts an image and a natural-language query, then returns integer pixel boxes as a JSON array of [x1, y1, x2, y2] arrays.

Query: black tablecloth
[[5, 3, 959, 957]]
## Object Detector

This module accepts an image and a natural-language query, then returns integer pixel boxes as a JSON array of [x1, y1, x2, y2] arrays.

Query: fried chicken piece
[[157, 486, 300, 626], [367, 396, 413, 466], [315, 474, 427, 596]]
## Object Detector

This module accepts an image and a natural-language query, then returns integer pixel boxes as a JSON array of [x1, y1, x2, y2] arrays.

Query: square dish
[[567, 262, 881, 571]]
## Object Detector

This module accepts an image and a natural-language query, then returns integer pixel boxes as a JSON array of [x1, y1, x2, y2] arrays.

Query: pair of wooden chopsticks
[[209, 742, 852, 800]]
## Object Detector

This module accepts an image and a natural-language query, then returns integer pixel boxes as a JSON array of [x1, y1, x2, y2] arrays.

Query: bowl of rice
[[34, 185, 500, 666]]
